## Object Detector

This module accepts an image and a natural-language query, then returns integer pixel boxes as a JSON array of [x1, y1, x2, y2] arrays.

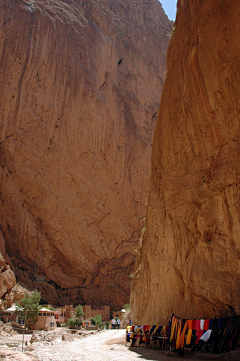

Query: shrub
[[68, 318, 77, 327], [92, 314, 102, 327], [105, 320, 110, 329]]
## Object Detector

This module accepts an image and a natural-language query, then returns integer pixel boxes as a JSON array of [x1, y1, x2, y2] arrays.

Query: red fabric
[[204, 319, 209, 330], [195, 330, 204, 345], [192, 320, 196, 330], [195, 320, 201, 331]]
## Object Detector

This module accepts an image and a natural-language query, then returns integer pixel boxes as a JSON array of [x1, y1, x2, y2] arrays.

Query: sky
[[160, 0, 177, 21]]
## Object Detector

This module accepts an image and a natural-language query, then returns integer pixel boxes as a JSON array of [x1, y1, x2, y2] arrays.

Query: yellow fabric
[[170, 316, 176, 341], [176, 320, 182, 349], [154, 325, 159, 335], [174, 319, 179, 341], [186, 329, 192, 345]]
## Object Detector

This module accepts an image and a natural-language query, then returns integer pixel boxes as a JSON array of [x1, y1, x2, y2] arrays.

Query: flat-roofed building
[[28, 308, 56, 331], [82, 305, 110, 321]]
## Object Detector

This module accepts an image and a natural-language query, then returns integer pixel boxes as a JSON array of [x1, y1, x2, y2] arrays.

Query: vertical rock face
[[131, 0, 240, 324], [0, 0, 171, 308]]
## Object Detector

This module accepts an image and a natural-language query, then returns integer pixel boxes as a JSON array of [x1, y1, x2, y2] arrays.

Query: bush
[[91, 314, 102, 328], [68, 318, 78, 327], [104, 320, 110, 329]]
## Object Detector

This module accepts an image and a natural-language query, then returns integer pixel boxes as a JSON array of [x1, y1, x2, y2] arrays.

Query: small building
[[82, 320, 92, 328], [113, 309, 126, 320], [82, 305, 110, 321], [53, 305, 75, 325], [1, 305, 22, 324], [64, 305, 74, 323], [28, 308, 56, 331], [2, 305, 56, 331], [53, 307, 65, 326]]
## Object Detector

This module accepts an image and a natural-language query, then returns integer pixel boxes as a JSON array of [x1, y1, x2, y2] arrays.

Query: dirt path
[[1, 329, 240, 360], [33, 329, 153, 361], [30, 330, 240, 361]]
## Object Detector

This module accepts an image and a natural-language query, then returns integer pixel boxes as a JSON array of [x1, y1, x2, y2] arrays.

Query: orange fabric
[[188, 320, 193, 329], [179, 321, 188, 348]]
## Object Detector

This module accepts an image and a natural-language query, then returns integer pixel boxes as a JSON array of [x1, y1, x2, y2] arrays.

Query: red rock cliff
[[0, 0, 171, 308], [131, 0, 240, 324]]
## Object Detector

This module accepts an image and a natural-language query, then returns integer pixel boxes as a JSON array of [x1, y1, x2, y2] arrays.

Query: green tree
[[16, 290, 41, 326], [123, 303, 130, 310], [92, 314, 102, 328], [75, 305, 84, 325], [16, 290, 41, 351]]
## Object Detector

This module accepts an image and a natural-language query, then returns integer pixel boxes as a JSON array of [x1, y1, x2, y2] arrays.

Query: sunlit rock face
[[0, 0, 171, 308], [131, 0, 240, 324], [0, 235, 16, 307]]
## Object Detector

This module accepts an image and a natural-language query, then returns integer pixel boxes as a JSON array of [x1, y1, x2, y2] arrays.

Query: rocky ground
[[0, 327, 240, 360]]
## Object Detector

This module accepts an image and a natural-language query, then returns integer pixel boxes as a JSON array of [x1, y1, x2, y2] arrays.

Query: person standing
[[117, 318, 121, 329], [111, 318, 116, 329]]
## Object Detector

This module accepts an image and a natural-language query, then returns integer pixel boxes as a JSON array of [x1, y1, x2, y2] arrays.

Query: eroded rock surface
[[131, 0, 240, 324], [0, 0, 171, 308], [0, 245, 18, 307]]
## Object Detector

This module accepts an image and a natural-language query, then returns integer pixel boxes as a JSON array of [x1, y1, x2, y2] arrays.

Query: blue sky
[[160, 0, 177, 21]]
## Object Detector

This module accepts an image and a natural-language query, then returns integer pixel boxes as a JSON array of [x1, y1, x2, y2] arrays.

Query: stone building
[[82, 305, 110, 321], [2, 306, 56, 331]]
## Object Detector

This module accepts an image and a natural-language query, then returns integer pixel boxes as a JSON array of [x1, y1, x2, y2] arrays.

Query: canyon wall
[[131, 0, 240, 324], [0, 0, 172, 308]]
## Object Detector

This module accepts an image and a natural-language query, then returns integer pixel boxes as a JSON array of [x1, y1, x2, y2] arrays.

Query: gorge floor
[[0, 329, 240, 360]]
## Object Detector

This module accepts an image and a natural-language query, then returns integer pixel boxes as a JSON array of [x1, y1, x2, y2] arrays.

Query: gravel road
[[33, 329, 165, 361], [1, 329, 240, 361], [31, 330, 240, 361]]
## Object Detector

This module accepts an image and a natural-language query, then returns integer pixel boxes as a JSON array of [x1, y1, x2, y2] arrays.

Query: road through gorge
[[34, 329, 163, 361]]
